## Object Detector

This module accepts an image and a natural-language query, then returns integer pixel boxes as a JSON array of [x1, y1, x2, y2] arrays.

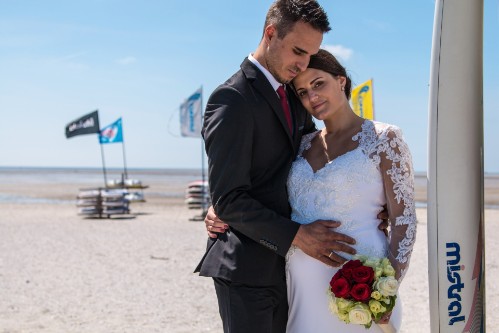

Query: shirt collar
[[248, 53, 282, 92]]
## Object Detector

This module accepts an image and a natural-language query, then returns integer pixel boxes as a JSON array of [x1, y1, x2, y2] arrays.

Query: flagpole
[[100, 144, 108, 187], [121, 120, 128, 179], [200, 86, 207, 214]]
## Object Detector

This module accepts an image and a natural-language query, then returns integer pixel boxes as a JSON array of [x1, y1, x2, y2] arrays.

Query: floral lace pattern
[[287, 120, 417, 281], [354, 121, 417, 279]]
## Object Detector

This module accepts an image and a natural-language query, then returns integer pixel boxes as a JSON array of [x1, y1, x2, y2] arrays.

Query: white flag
[[180, 88, 202, 137]]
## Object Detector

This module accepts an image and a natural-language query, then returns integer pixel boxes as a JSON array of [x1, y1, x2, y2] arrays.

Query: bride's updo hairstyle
[[306, 49, 352, 100]]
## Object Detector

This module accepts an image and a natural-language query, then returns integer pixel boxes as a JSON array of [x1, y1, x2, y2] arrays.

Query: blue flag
[[99, 118, 123, 144], [180, 88, 202, 138]]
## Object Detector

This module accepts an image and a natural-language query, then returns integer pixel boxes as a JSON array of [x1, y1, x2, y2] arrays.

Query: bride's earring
[[341, 86, 345, 91]]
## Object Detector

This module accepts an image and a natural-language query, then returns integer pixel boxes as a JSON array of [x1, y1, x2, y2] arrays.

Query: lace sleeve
[[377, 125, 417, 282]]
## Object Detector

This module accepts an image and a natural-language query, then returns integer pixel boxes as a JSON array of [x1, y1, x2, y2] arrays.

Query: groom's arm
[[203, 85, 301, 257]]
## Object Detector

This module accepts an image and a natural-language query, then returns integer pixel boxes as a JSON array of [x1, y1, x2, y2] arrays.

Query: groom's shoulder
[[212, 66, 254, 98]]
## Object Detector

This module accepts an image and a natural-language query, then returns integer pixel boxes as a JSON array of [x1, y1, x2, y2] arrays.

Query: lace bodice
[[287, 120, 417, 281]]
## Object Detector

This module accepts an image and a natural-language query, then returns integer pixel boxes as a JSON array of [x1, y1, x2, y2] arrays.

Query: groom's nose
[[295, 59, 307, 73]]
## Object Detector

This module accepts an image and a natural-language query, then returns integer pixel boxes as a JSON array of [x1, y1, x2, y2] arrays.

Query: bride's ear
[[337, 76, 347, 87]]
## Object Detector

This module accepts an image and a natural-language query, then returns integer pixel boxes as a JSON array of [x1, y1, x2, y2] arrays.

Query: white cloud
[[116, 56, 137, 65], [321, 44, 353, 61]]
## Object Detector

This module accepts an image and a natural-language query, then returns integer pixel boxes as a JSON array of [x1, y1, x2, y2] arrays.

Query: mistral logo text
[[446, 242, 465, 325]]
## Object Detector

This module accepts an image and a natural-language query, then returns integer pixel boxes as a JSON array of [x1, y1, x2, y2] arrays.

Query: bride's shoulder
[[301, 130, 321, 141], [370, 120, 404, 138], [298, 130, 321, 155]]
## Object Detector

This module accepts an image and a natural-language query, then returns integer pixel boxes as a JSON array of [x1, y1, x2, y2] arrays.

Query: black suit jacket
[[195, 58, 316, 285]]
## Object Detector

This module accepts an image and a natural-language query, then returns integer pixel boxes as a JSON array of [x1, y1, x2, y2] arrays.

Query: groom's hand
[[205, 206, 229, 238], [377, 205, 389, 236], [292, 220, 356, 267]]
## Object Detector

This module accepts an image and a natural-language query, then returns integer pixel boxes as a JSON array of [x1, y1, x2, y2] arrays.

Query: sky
[[1, 0, 498, 172]]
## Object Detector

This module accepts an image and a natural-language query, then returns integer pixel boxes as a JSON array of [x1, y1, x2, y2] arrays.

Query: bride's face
[[293, 68, 346, 121]]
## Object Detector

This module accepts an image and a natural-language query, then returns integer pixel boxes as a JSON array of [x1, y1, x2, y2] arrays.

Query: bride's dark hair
[[306, 49, 352, 99]]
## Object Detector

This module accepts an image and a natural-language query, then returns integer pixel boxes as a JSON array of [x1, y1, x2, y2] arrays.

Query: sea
[[0, 167, 205, 204], [1, 167, 498, 208]]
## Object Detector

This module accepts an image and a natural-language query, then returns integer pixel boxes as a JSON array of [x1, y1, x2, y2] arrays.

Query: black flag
[[65, 110, 100, 138]]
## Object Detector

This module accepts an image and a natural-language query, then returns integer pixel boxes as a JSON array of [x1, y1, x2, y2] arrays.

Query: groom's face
[[264, 21, 323, 84]]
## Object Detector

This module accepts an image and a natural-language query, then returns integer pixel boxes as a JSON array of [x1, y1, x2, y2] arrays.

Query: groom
[[196, 1, 364, 332]]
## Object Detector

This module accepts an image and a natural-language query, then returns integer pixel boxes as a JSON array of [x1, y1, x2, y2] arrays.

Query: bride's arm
[[378, 126, 417, 282]]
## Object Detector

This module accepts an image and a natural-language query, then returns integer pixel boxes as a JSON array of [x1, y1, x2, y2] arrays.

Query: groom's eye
[[292, 48, 305, 56]]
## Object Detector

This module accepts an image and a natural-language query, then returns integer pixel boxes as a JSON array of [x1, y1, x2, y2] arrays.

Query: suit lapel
[[241, 59, 295, 149]]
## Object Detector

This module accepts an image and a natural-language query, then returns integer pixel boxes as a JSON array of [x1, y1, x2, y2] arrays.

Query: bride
[[284, 49, 416, 332]]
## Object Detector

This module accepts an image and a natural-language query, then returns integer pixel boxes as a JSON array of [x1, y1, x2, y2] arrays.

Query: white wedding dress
[[285, 120, 417, 333]]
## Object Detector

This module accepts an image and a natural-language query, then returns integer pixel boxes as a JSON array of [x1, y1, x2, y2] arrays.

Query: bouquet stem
[[378, 322, 397, 333]]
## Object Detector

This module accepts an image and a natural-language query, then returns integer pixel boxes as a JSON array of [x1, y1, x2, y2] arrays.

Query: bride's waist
[[294, 216, 382, 229], [294, 217, 386, 241], [291, 206, 384, 226]]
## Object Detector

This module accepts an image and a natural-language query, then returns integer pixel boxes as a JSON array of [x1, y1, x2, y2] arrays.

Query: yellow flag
[[351, 79, 374, 120]]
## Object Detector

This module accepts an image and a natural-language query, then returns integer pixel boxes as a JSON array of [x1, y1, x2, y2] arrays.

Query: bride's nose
[[308, 91, 319, 102]]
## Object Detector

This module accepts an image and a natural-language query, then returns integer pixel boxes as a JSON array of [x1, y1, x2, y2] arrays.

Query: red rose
[[330, 277, 351, 298], [343, 260, 363, 270], [330, 270, 343, 285], [341, 260, 362, 279], [350, 283, 371, 302], [351, 266, 375, 284]]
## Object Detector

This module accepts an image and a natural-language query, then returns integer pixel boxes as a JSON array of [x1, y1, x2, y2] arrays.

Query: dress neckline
[[300, 119, 370, 174]]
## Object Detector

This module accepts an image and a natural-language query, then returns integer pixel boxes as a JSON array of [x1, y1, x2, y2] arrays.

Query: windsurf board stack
[[185, 180, 210, 210]]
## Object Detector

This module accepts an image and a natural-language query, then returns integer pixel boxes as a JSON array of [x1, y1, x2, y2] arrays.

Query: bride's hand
[[376, 311, 392, 324], [292, 220, 357, 267]]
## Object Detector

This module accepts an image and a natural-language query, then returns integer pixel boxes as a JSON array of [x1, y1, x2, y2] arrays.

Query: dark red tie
[[276, 85, 293, 132]]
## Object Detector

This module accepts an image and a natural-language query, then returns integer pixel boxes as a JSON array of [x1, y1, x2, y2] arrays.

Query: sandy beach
[[0, 169, 497, 332]]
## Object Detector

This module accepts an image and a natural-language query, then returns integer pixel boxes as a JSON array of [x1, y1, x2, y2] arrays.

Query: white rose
[[375, 267, 384, 278], [371, 290, 382, 300], [369, 300, 386, 315], [329, 299, 339, 315], [338, 311, 350, 323], [348, 303, 372, 325], [353, 254, 369, 262], [327, 290, 339, 314], [336, 298, 354, 311], [376, 276, 399, 297], [383, 265, 396, 277], [380, 257, 391, 267], [363, 258, 381, 269]]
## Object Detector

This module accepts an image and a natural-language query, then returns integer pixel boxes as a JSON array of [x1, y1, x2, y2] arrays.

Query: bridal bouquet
[[327, 256, 398, 329]]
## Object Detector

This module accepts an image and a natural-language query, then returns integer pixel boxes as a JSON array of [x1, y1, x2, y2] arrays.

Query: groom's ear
[[264, 24, 277, 44]]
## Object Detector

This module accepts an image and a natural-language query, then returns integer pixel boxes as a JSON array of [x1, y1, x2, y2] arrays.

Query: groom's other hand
[[205, 205, 229, 238], [292, 220, 356, 267], [377, 205, 389, 236]]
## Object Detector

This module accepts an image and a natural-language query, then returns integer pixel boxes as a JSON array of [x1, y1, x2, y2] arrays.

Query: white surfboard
[[427, 1, 485, 332]]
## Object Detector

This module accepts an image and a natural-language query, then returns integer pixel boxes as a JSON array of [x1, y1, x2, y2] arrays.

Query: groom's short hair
[[263, 0, 331, 39]]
